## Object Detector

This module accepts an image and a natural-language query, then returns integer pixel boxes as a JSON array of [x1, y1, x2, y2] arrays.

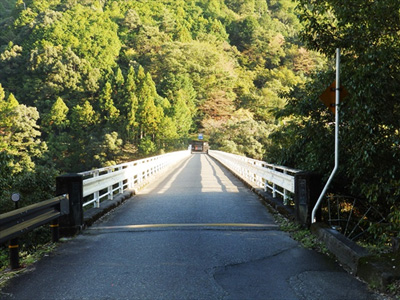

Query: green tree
[[99, 81, 120, 124], [156, 116, 179, 150], [268, 0, 400, 242], [45, 4, 121, 71], [41, 97, 71, 170], [70, 101, 97, 131], [228, 16, 259, 51], [0, 87, 19, 143], [210, 109, 271, 160], [42, 97, 69, 132], [173, 91, 193, 136], [0, 95, 46, 173], [136, 67, 163, 139], [94, 131, 123, 166], [119, 66, 139, 141], [138, 136, 156, 156]]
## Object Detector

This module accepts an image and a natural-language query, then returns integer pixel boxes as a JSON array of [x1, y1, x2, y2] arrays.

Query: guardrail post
[[9, 238, 19, 269], [294, 172, 322, 227], [50, 219, 60, 242], [56, 173, 84, 236]]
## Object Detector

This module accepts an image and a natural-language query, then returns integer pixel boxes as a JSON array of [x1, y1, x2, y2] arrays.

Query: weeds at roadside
[[0, 242, 58, 289], [385, 281, 400, 299], [272, 212, 329, 255]]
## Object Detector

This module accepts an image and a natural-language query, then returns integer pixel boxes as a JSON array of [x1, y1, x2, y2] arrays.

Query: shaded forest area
[[0, 0, 399, 247]]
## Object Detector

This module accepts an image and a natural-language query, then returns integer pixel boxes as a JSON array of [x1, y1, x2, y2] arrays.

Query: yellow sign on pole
[[319, 80, 348, 114]]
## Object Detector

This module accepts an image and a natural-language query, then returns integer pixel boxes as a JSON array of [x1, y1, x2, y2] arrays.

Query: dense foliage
[[0, 0, 323, 165], [268, 0, 400, 243]]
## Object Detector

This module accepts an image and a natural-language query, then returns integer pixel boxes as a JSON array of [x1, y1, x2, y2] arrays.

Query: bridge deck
[[1, 154, 376, 299]]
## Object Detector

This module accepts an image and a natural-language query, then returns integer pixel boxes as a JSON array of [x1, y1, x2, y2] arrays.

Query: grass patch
[[0, 242, 58, 289], [385, 280, 400, 299], [273, 213, 329, 255]]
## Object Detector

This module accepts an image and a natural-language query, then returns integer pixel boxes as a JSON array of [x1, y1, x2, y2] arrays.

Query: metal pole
[[311, 48, 340, 223], [51, 219, 60, 242], [9, 199, 20, 269]]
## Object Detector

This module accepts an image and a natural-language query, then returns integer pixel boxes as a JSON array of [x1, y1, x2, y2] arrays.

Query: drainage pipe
[[311, 48, 341, 223]]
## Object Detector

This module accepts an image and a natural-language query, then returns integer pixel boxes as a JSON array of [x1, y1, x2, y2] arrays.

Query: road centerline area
[[87, 223, 280, 233]]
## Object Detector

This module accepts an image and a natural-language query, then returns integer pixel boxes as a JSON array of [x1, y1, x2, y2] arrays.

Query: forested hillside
[[0, 0, 323, 212], [0, 0, 321, 173]]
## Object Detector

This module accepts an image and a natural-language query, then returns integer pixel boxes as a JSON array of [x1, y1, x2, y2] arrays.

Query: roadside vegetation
[[274, 212, 328, 255]]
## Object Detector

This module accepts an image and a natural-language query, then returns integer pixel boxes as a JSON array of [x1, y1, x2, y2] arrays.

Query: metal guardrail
[[0, 195, 69, 269], [0, 195, 69, 245], [208, 150, 299, 204], [79, 149, 192, 208]]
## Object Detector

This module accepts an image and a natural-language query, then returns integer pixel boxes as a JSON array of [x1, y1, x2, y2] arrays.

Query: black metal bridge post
[[50, 218, 60, 242], [9, 238, 19, 269], [56, 174, 84, 236], [294, 172, 322, 227]]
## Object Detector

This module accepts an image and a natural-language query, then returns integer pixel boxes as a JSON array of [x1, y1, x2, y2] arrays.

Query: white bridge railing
[[79, 149, 191, 208], [208, 150, 299, 204]]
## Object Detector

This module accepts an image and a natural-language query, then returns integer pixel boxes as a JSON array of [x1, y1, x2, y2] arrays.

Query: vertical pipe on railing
[[94, 191, 100, 208], [118, 166, 123, 194], [107, 169, 113, 200], [272, 166, 276, 198], [312, 48, 340, 223], [283, 169, 288, 205], [128, 165, 134, 189], [94, 170, 100, 208]]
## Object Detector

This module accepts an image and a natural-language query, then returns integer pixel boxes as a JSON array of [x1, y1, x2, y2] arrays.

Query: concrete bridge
[[0, 152, 378, 299]]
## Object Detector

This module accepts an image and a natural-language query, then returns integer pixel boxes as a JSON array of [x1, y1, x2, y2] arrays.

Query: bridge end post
[[56, 174, 84, 236], [294, 172, 322, 227]]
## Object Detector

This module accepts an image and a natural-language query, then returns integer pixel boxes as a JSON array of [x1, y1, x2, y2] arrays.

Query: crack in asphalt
[[212, 244, 299, 275], [211, 245, 299, 299]]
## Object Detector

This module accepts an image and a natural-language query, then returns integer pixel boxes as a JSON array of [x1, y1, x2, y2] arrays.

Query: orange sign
[[319, 81, 348, 114]]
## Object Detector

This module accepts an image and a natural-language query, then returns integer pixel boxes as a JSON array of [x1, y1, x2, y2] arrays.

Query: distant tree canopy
[[0, 0, 320, 173]]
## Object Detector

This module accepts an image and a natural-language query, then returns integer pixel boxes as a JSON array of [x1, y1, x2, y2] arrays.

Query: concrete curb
[[357, 253, 400, 289], [310, 223, 400, 290], [310, 222, 369, 273], [83, 189, 135, 228]]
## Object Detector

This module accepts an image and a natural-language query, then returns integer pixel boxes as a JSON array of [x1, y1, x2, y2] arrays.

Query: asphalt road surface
[[1, 154, 379, 300]]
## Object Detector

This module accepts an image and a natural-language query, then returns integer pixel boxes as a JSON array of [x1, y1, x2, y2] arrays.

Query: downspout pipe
[[311, 48, 340, 223]]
